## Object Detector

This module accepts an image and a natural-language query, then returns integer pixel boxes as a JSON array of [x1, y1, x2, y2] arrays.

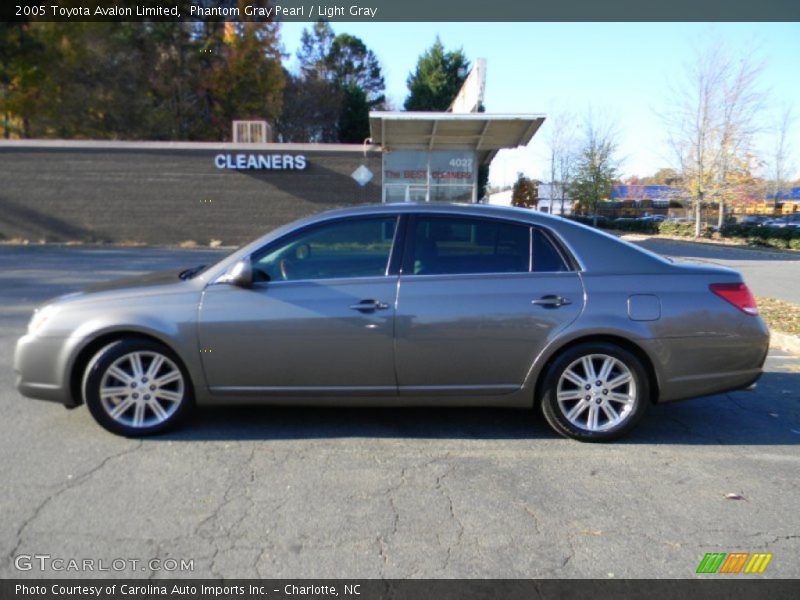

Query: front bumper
[[14, 333, 75, 406]]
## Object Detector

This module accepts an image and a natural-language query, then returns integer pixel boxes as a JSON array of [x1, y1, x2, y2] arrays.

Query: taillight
[[709, 283, 758, 315]]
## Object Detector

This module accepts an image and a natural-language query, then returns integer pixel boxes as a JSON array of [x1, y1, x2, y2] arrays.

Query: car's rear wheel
[[540, 342, 649, 442], [82, 338, 193, 436]]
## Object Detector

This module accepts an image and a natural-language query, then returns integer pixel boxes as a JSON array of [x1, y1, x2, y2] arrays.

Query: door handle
[[532, 294, 572, 308], [349, 299, 390, 312]]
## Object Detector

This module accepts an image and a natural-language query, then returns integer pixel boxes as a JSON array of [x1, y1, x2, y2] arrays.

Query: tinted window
[[532, 230, 569, 272], [252, 217, 397, 282], [409, 216, 529, 275]]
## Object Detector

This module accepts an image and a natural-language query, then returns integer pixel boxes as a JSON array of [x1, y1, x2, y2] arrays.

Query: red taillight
[[709, 283, 758, 315]]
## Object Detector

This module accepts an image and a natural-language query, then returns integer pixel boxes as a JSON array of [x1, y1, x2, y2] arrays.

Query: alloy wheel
[[98, 351, 185, 429], [556, 353, 637, 432]]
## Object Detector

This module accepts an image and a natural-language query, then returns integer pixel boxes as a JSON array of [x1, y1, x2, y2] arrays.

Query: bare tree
[[546, 112, 578, 216], [768, 106, 795, 210], [662, 40, 765, 236]]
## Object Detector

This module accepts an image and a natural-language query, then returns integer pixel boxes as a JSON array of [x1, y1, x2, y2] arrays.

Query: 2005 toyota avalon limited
[[14, 203, 769, 441]]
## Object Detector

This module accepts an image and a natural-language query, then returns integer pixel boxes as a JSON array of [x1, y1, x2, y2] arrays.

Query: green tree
[[337, 83, 370, 143], [570, 116, 620, 226], [404, 38, 469, 111], [289, 22, 385, 143], [208, 22, 284, 140], [296, 21, 335, 81], [327, 33, 385, 109], [511, 173, 538, 208]]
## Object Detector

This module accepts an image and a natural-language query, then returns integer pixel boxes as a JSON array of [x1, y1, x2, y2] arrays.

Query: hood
[[44, 267, 205, 310], [81, 268, 187, 294]]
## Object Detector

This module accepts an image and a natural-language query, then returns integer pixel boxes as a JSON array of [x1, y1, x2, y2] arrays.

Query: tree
[[296, 21, 335, 81], [207, 22, 285, 140], [511, 173, 538, 209], [661, 40, 764, 235], [0, 20, 285, 141], [640, 168, 682, 186], [546, 111, 578, 216], [327, 33, 386, 109], [404, 38, 469, 111], [287, 22, 385, 143], [767, 106, 795, 209], [337, 83, 370, 143], [570, 113, 620, 226]]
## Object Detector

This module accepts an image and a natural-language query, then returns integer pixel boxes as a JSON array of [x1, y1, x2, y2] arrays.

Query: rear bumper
[[646, 328, 769, 403], [14, 333, 75, 406]]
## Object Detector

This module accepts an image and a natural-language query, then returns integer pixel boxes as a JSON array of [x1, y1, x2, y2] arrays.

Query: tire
[[540, 342, 650, 442], [82, 338, 194, 437]]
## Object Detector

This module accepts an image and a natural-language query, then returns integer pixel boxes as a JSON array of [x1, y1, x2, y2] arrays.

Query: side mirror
[[218, 258, 253, 288]]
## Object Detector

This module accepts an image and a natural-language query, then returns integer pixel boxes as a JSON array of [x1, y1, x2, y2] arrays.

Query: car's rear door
[[394, 214, 583, 395], [197, 215, 401, 396]]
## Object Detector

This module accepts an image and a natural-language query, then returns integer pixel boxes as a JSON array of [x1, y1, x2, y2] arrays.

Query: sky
[[278, 22, 800, 188]]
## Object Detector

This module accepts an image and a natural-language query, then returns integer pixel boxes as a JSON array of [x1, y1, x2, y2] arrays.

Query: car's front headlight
[[28, 304, 58, 335]]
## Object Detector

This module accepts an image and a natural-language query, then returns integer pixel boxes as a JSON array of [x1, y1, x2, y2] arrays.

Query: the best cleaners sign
[[214, 154, 307, 170]]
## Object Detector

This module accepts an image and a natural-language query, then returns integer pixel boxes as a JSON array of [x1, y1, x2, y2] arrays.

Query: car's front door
[[198, 216, 400, 396], [394, 214, 583, 395]]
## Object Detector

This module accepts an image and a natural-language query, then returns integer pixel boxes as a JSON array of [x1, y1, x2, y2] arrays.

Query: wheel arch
[[532, 334, 661, 408], [68, 330, 189, 407]]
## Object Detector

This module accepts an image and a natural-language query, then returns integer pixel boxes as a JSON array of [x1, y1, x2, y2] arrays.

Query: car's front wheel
[[540, 342, 650, 442], [82, 338, 193, 436]]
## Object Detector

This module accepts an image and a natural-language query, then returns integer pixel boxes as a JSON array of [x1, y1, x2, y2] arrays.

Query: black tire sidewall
[[83, 338, 193, 437], [541, 342, 650, 442]]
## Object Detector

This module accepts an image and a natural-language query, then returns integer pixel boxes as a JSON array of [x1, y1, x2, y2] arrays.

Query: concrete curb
[[770, 331, 800, 355]]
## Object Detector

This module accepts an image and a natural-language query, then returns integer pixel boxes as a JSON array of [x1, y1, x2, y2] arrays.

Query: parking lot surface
[[1, 244, 798, 579], [631, 237, 800, 305]]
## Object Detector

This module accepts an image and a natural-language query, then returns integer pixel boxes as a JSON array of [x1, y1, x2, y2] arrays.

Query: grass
[[756, 296, 800, 335]]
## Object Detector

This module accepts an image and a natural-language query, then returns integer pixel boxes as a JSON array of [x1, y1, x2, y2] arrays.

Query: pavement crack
[[7, 440, 143, 570]]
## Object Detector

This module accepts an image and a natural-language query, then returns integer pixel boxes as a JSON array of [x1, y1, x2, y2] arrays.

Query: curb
[[770, 331, 800, 355]]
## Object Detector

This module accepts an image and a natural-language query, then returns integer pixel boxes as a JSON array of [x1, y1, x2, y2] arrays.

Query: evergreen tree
[[404, 38, 469, 111]]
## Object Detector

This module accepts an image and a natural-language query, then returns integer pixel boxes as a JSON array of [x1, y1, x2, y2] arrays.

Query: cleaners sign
[[214, 154, 307, 171]]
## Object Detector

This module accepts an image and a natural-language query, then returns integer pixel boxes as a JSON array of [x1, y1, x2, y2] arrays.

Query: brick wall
[[0, 142, 383, 246]]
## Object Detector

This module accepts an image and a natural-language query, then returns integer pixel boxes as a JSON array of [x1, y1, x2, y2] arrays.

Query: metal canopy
[[369, 111, 546, 164]]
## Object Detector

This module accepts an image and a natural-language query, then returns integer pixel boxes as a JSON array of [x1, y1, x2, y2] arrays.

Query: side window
[[252, 217, 397, 282], [532, 229, 570, 272], [409, 216, 530, 275]]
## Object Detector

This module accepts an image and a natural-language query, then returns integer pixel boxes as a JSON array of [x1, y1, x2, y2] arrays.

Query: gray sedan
[[14, 203, 769, 441]]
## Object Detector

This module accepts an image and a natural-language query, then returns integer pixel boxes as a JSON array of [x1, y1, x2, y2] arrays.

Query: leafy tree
[[207, 22, 284, 140], [276, 71, 340, 143], [570, 115, 620, 226], [511, 173, 538, 208], [337, 83, 370, 143], [289, 22, 385, 143], [0, 20, 284, 141], [404, 38, 469, 111], [327, 33, 385, 108], [296, 21, 335, 81], [640, 167, 682, 186]]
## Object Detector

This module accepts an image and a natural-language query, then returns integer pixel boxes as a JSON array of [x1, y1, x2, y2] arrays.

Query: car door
[[394, 214, 584, 395], [197, 215, 401, 396]]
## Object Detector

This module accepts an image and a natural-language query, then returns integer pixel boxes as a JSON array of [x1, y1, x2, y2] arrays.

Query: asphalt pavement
[[1, 244, 798, 579], [628, 237, 800, 305]]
